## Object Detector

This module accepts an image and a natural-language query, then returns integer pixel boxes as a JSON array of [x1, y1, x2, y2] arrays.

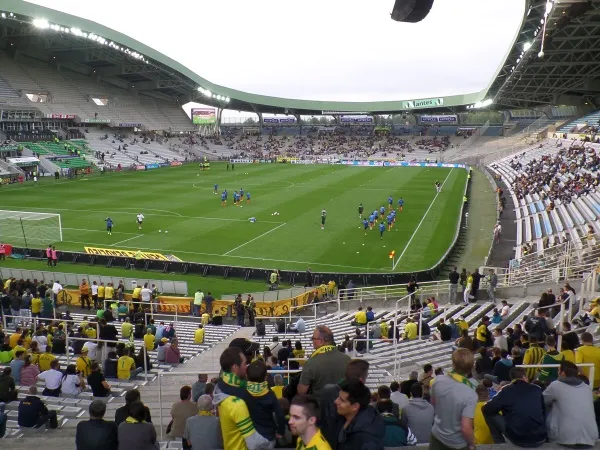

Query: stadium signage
[[82, 118, 111, 124], [339, 160, 466, 169], [46, 114, 75, 119], [145, 164, 160, 170], [402, 98, 444, 109], [117, 122, 143, 128], [420, 115, 458, 123], [7, 157, 39, 166], [340, 116, 374, 124], [322, 111, 368, 115], [170, 161, 182, 167], [191, 108, 216, 125], [263, 117, 297, 124], [84, 247, 172, 261]]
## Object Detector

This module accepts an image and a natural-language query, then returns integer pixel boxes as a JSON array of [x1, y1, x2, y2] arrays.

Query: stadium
[[1, 0, 600, 448]]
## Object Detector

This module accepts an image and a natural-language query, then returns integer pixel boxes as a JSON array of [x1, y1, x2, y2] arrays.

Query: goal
[[0, 210, 62, 247]]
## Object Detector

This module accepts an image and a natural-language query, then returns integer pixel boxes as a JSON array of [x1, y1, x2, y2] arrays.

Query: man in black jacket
[[76, 400, 118, 450], [448, 267, 460, 305], [525, 309, 549, 343], [334, 379, 385, 450], [319, 359, 370, 448], [482, 367, 547, 446], [18, 386, 57, 429], [114, 389, 152, 426]]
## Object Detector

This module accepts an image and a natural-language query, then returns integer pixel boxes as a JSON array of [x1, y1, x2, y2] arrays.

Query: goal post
[[0, 210, 62, 248]]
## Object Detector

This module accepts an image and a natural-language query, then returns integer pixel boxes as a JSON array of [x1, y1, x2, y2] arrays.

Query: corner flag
[[389, 250, 396, 259]]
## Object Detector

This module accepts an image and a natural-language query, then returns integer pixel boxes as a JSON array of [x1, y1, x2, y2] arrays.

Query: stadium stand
[[559, 109, 600, 134]]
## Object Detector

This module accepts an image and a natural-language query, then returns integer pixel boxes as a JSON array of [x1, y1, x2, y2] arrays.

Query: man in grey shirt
[[184, 394, 222, 449], [487, 269, 498, 302], [402, 382, 434, 444], [430, 348, 477, 450]]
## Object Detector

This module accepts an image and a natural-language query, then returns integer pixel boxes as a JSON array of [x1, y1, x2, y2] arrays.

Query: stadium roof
[[488, 0, 600, 109], [3, 0, 593, 115]]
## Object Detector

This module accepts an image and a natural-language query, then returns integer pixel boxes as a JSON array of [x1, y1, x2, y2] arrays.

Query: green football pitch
[[1, 162, 467, 273]]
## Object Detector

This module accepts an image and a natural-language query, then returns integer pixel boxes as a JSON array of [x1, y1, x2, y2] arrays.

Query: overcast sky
[[26, 0, 524, 105]]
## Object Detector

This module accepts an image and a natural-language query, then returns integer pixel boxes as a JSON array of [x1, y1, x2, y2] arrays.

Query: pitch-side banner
[[84, 247, 172, 261], [340, 116, 374, 124], [263, 117, 296, 124], [339, 160, 466, 169], [420, 115, 458, 124]]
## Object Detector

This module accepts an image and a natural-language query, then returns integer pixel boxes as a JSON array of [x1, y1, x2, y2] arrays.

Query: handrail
[[517, 363, 594, 387]]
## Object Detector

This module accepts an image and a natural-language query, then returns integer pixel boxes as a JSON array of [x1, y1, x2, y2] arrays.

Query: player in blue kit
[[379, 206, 385, 219], [105, 217, 114, 235], [397, 197, 404, 212], [221, 191, 227, 207], [213, 183, 218, 194], [387, 213, 394, 231], [233, 191, 239, 206], [391, 209, 397, 224], [379, 221, 385, 239], [368, 213, 375, 230], [362, 218, 369, 234], [388, 195, 393, 210], [246, 192, 251, 204], [372, 210, 379, 222]]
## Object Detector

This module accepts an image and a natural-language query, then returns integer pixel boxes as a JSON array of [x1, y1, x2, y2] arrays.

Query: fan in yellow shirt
[[38, 349, 56, 372], [76, 349, 93, 377], [31, 297, 42, 315], [474, 385, 494, 445], [194, 325, 205, 344], [9, 331, 22, 349], [104, 283, 115, 301], [144, 329, 155, 350], [121, 318, 134, 339], [289, 395, 332, 450], [576, 332, 600, 388], [117, 351, 137, 380], [353, 307, 367, 325], [404, 318, 417, 340]]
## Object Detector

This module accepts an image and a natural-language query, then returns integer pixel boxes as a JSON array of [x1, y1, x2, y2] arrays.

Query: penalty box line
[[222, 223, 287, 256]]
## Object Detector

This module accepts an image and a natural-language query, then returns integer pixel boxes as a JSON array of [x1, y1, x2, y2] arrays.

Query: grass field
[[1, 162, 467, 273]]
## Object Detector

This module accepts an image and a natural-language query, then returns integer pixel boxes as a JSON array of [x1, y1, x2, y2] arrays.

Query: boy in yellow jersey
[[31, 295, 42, 317], [38, 345, 56, 372], [117, 348, 138, 380], [194, 324, 205, 344], [105, 282, 115, 302], [144, 328, 155, 351], [132, 284, 142, 311], [214, 345, 270, 450], [97, 282, 105, 310], [76, 347, 93, 377], [289, 394, 332, 450], [576, 332, 600, 388]]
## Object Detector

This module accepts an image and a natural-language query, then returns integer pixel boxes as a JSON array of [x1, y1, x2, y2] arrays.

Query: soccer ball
[[165, 230, 169, 234], [240, 206, 243, 208], [159, 230, 162, 233]]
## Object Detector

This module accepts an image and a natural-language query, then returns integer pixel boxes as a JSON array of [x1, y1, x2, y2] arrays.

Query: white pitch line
[[393, 170, 453, 270], [222, 223, 287, 256], [110, 234, 144, 247], [64, 227, 139, 236]]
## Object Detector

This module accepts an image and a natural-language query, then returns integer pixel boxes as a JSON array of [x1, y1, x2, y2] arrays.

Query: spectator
[[104, 351, 118, 379], [400, 370, 419, 396], [482, 367, 547, 446], [18, 385, 57, 429], [475, 316, 492, 348], [297, 325, 350, 398], [576, 332, 600, 388], [117, 348, 142, 380], [165, 340, 184, 364], [449, 266, 460, 304], [292, 341, 305, 364], [87, 362, 111, 398], [254, 319, 266, 336], [38, 359, 62, 397], [61, 364, 85, 396], [487, 269, 498, 302], [401, 382, 434, 444], [287, 317, 306, 333], [418, 364, 434, 388], [435, 319, 452, 342], [543, 361, 598, 447], [376, 399, 417, 446], [525, 309, 549, 343], [352, 307, 367, 326], [183, 394, 222, 450], [377, 385, 401, 418], [389, 381, 409, 410], [288, 395, 332, 450], [272, 374, 284, 399], [523, 338, 545, 381], [145, 328, 157, 349], [277, 340, 292, 367], [9, 350, 25, 385], [473, 384, 493, 445], [538, 335, 563, 383], [191, 374, 208, 403], [560, 321, 580, 351], [456, 329, 474, 351], [365, 306, 375, 322], [168, 385, 198, 439], [117, 400, 158, 450], [0, 402, 6, 439], [76, 400, 119, 450], [76, 347, 93, 377], [0, 367, 17, 403], [430, 348, 477, 450], [319, 359, 370, 448], [403, 317, 418, 341], [500, 300, 510, 320], [20, 355, 40, 387], [492, 329, 508, 353], [213, 346, 270, 449], [241, 360, 286, 446], [115, 389, 152, 426], [492, 350, 513, 383]]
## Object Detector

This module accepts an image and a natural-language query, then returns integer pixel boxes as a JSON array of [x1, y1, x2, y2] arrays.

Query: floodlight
[[523, 42, 532, 51], [205, 90, 211, 97], [32, 18, 50, 29], [226, 97, 230, 103], [1, 13, 6, 18]]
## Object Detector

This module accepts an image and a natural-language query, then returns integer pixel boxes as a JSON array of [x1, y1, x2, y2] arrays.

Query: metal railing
[[517, 363, 594, 387]]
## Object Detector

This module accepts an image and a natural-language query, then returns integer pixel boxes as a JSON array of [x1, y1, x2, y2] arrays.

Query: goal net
[[0, 210, 62, 247]]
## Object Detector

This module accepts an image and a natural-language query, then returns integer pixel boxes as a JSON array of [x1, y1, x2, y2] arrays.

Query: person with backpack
[[376, 399, 417, 446]]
